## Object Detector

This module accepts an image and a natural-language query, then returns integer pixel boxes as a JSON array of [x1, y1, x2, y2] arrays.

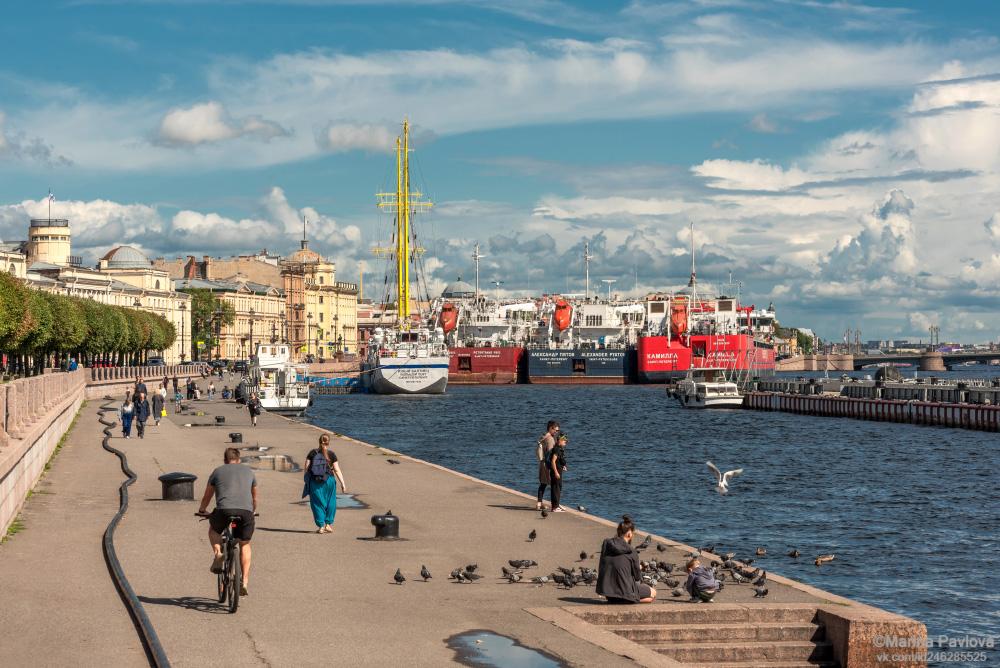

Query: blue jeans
[[121, 414, 134, 437], [308, 477, 338, 527]]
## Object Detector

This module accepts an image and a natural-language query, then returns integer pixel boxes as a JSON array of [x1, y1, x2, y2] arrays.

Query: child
[[545, 433, 568, 512], [174, 389, 183, 413], [222, 385, 231, 400], [684, 558, 722, 603]]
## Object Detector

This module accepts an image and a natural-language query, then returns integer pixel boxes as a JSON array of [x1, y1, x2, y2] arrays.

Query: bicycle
[[197, 512, 255, 613]]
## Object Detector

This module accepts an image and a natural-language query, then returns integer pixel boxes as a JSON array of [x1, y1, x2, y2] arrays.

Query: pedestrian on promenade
[[162, 374, 168, 390], [208, 381, 216, 401], [536, 420, 559, 510], [69, 357, 78, 371], [596, 515, 656, 604], [151, 389, 165, 426], [303, 434, 347, 534], [247, 393, 261, 426], [172, 376, 179, 393], [197, 447, 258, 597], [135, 392, 151, 439], [134, 377, 148, 400], [185, 377, 193, 400], [229, 366, 235, 381], [117, 397, 135, 439], [545, 433, 568, 512], [174, 389, 183, 413]]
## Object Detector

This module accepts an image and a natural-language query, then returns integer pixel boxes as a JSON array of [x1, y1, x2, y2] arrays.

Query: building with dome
[[441, 274, 476, 299]]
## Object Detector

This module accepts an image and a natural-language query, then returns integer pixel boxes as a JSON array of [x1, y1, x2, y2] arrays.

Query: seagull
[[394, 568, 405, 585], [706, 461, 744, 494], [420, 565, 431, 581], [528, 529, 537, 542]]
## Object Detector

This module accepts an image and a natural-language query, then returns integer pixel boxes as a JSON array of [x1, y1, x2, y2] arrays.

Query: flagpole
[[48, 189, 51, 219]]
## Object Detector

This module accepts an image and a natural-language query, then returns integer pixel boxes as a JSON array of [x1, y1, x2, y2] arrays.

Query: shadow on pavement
[[486, 504, 538, 512], [556, 597, 605, 605], [254, 527, 317, 534], [137, 595, 230, 614]]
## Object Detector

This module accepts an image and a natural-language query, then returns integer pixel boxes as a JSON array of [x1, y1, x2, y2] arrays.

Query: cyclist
[[197, 447, 258, 596]]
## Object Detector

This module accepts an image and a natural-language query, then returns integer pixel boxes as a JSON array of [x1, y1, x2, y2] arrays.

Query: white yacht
[[243, 344, 311, 415], [361, 326, 449, 394], [672, 368, 745, 409]]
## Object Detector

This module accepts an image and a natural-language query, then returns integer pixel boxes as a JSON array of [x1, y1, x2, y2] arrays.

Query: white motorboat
[[671, 368, 744, 409], [244, 344, 311, 415]]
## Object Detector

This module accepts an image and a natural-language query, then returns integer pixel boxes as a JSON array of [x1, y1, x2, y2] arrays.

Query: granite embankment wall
[[0, 364, 190, 535], [775, 354, 854, 371]]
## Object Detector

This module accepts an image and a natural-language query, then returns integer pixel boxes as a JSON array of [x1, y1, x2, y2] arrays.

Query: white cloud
[[0, 108, 73, 167], [692, 159, 810, 191], [746, 112, 782, 133], [154, 101, 289, 148]]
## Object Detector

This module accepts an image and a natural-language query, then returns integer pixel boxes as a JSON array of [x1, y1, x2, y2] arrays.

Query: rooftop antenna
[[602, 279, 616, 302], [687, 221, 697, 303], [583, 241, 594, 300], [472, 243, 485, 300], [301, 215, 309, 250]]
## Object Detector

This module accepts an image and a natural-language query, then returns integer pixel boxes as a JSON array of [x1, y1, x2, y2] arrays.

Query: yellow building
[[282, 240, 358, 360]]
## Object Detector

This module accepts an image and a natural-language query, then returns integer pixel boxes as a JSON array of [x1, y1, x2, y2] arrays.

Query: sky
[[3, 0, 1000, 343]]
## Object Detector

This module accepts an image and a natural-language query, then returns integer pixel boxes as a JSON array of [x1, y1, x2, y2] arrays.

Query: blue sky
[[3, 1, 1000, 342]]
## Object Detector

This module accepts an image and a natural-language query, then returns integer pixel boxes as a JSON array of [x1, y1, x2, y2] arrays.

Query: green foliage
[[795, 330, 813, 354], [0, 272, 31, 349], [181, 288, 236, 358]]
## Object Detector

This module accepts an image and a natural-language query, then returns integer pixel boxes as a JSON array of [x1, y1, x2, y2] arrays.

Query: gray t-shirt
[[207, 463, 257, 511]]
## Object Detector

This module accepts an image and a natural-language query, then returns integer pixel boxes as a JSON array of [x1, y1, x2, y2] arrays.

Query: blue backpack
[[310, 451, 331, 483]]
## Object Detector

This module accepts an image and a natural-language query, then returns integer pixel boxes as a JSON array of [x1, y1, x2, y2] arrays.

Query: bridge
[[853, 351, 1000, 370]]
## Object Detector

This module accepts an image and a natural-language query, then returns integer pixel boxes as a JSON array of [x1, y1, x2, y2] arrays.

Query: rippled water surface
[[307, 371, 999, 668]]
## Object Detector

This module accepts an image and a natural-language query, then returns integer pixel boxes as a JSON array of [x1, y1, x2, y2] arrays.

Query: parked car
[[233, 360, 248, 372], [181, 361, 210, 367], [147, 357, 166, 367]]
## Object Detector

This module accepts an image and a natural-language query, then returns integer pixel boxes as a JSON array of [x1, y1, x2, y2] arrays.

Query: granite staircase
[[571, 604, 840, 668]]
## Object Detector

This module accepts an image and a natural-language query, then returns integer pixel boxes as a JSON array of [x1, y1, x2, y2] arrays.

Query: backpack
[[535, 437, 546, 461], [310, 451, 331, 483]]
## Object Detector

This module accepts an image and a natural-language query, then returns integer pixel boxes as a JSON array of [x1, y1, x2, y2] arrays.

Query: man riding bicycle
[[197, 447, 258, 596]]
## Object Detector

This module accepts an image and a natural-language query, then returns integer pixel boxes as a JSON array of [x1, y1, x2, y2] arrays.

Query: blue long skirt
[[308, 477, 338, 527]]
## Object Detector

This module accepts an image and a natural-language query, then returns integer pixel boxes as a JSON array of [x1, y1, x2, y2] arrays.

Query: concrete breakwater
[[749, 377, 1000, 431]]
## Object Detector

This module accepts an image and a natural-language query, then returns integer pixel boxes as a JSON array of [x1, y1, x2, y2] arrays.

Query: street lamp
[[279, 310, 286, 344], [491, 280, 504, 303], [248, 307, 255, 358], [307, 312, 313, 360], [179, 302, 187, 362], [332, 315, 339, 353], [342, 323, 349, 355], [270, 321, 277, 344]]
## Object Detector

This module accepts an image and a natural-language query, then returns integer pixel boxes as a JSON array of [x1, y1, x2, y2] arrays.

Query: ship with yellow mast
[[359, 118, 449, 394]]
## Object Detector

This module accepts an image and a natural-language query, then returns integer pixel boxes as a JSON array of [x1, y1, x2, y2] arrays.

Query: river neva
[[306, 373, 998, 668]]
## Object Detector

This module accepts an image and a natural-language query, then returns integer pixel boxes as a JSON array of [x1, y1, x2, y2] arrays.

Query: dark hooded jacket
[[135, 397, 152, 422], [684, 566, 720, 595], [595, 536, 640, 602]]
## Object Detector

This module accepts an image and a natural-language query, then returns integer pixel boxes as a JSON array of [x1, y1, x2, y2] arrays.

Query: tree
[[180, 288, 236, 360], [795, 330, 814, 355]]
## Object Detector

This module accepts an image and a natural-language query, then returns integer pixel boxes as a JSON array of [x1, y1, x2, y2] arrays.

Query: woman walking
[[117, 397, 135, 439], [151, 389, 165, 427], [246, 392, 262, 426], [303, 434, 346, 533]]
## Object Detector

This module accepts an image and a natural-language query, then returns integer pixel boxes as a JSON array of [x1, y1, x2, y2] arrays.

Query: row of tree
[[0, 272, 176, 376]]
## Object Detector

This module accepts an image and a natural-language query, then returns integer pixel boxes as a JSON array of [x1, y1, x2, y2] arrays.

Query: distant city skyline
[[2, 1, 1000, 341]]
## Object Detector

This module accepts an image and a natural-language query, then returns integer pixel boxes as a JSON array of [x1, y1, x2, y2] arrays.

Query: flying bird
[[706, 461, 744, 494], [420, 565, 431, 581], [528, 529, 537, 542], [394, 568, 405, 585]]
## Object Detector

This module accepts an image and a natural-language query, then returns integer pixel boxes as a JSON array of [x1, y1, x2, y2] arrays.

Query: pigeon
[[556, 566, 576, 576], [576, 504, 587, 512], [656, 543, 668, 553], [716, 572, 727, 583], [394, 568, 405, 585], [723, 553, 737, 560], [507, 573, 522, 583], [661, 563, 675, 575], [754, 570, 767, 588], [540, 509, 549, 519], [387, 459, 401, 464], [523, 559, 538, 568], [508, 560, 523, 569], [450, 568, 463, 579], [581, 571, 597, 585], [461, 571, 482, 583], [706, 461, 744, 494], [671, 588, 684, 597], [565, 573, 581, 588], [420, 565, 432, 581], [738, 558, 756, 566], [466, 564, 478, 573], [528, 529, 537, 542], [502, 566, 520, 576], [664, 578, 679, 588], [550, 573, 567, 585], [815, 554, 835, 565], [755, 546, 766, 555], [637, 534, 652, 550], [788, 549, 800, 558], [722, 559, 736, 569], [455, 571, 467, 583], [730, 570, 748, 584], [531, 576, 549, 586], [753, 586, 769, 598], [580, 550, 590, 560]]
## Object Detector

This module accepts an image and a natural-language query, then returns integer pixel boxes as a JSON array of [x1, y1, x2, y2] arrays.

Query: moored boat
[[242, 343, 311, 415]]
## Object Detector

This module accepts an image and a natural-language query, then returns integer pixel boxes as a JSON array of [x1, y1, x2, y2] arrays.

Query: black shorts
[[209, 508, 255, 541]]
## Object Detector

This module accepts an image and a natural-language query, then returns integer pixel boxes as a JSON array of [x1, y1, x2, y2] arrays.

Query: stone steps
[[649, 639, 835, 663], [709, 662, 839, 668], [575, 604, 821, 626], [602, 621, 825, 643]]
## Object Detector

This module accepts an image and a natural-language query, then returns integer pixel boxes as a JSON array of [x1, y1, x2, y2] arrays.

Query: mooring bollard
[[371, 510, 400, 539], [229, 432, 242, 443], [158, 472, 198, 500], [215, 415, 225, 424]]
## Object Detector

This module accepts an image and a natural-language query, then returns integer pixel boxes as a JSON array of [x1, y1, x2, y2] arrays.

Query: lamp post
[[179, 302, 187, 362], [248, 307, 255, 358], [332, 315, 339, 353], [491, 280, 504, 303], [213, 304, 223, 361], [279, 310, 286, 344], [133, 298, 143, 365], [307, 312, 313, 360], [342, 323, 349, 355]]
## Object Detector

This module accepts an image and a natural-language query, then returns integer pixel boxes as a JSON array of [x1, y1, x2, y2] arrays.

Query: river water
[[306, 369, 999, 667]]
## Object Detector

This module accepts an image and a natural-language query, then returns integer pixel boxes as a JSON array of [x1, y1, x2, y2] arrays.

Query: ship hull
[[526, 349, 635, 384], [448, 347, 524, 385], [361, 358, 449, 394], [637, 335, 775, 383]]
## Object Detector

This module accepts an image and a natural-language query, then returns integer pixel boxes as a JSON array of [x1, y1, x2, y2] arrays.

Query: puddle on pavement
[[182, 423, 226, 427], [447, 631, 567, 668], [240, 446, 272, 452], [242, 454, 300, 471]]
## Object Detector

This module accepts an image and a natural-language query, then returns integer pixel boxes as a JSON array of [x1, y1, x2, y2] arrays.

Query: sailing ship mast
[[375, 117, 433, 330]]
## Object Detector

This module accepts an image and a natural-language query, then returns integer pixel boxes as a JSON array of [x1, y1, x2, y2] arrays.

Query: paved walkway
[[0, 396, 825, 667]]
